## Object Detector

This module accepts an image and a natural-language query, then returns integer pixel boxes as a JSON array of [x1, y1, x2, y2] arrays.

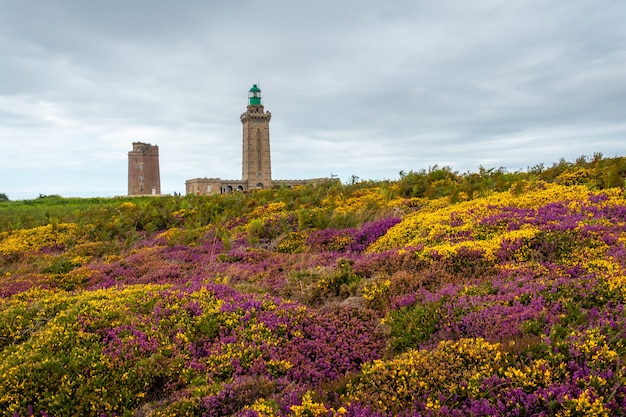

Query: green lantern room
[[248, 84, 262, 106]]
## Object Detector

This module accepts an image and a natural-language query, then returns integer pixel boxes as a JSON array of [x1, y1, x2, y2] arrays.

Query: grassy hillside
[[1, 154, 626, 416]]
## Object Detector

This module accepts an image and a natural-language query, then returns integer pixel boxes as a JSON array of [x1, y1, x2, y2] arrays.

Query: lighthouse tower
[[240, 84, 272, 189]]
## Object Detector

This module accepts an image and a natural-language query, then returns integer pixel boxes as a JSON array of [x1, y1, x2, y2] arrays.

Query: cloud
[[0, 0, 625, 199]]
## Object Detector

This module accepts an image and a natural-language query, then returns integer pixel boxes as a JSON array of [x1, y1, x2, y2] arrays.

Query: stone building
[[128, 142, 161, 195], [186, 85, 330, 195], [242, 83, 272, 189]]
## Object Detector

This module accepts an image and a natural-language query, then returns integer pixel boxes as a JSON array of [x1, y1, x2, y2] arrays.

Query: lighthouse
[[240, 84, 272, 189]]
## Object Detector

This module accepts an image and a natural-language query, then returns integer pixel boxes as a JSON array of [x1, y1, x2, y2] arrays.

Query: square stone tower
[[240, 84, 272, 189], [128, 142, 161, 195]]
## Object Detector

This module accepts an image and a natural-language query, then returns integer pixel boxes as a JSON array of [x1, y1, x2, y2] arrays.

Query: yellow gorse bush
[[290, 392, 328, 417], [247, 398, 279, 417], [116, 202, 137, 211], [277, 231, 309, 253], [367, 184, 626, 261], [362, 279, 391, 303], [156, 227, 183, 243], [556, 390, 611, 417], [249, 202, 287, 219], [504, 358, 564, 390], [322, 187, 391, 216], [345, 338, 506, 413], [0, 284, 229, 416], [554, 168, 597, 186], [0, 223, 80, 255]]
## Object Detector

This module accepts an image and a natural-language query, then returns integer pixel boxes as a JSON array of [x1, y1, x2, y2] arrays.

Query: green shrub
[[317, 258, 362, 298], [387, 300, 442, 353]]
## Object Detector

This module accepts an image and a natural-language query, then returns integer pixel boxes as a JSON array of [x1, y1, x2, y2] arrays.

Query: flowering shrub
[[0, 223, 80, 256], [0, 284, 385, 416], [321, 187, 389, 217], [1, 161, 626, 415], [362, 278, 391, 311], [368, 184, 624, 257], [306, 218, 401, 254], [307, 229, 354, 252], [345, 338, 507, 414], [317, 259, 362, 297], [290, 392, 328, 416], [276, 231, 309, 253]]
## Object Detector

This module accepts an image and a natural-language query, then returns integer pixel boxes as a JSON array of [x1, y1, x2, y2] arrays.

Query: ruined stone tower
[[241, 84, 272, 189], [128, 142, 161, 195]]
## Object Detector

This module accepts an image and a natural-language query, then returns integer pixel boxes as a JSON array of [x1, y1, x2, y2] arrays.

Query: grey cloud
[[0, 0, 624, 199]]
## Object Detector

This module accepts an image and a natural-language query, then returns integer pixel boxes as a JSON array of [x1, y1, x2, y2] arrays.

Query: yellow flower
[[290, 392, 328, 417], [0, 223, 80, 255]]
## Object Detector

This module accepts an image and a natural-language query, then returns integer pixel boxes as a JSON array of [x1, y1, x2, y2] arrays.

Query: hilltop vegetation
[[1, 154, 626, 416]]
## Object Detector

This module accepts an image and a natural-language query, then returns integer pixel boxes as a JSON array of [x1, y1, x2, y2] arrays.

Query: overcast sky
[[1, 0, 625, 199]]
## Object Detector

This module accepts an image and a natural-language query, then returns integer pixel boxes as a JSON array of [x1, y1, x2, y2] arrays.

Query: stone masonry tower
[[128, 142, 161, 195], [241, 84, 272, 189]]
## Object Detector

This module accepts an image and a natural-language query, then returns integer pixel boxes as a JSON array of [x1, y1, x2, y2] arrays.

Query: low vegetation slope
[[1, 155, 626, 416]]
